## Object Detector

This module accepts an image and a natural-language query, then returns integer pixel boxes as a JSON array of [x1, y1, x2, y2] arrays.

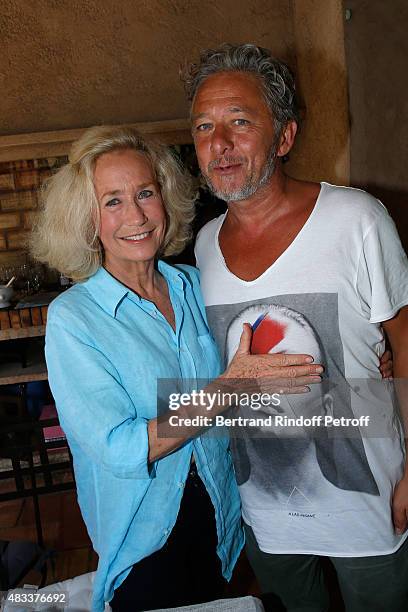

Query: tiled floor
[[0, 489, 343, 610], [0, 489, 258, 591], [0, 490, 97, 587]]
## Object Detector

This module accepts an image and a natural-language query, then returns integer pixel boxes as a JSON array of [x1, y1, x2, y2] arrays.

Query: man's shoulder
[[321, 182, 388, 225], [196, 214, 225, 245]]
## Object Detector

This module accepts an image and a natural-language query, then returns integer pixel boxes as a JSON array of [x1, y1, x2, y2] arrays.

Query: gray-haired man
[[182, 44, 408, 611]]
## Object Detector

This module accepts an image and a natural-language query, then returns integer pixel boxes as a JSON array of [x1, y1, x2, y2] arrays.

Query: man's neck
[[216, 171, 321, 281], [224, 168, 293, 232]]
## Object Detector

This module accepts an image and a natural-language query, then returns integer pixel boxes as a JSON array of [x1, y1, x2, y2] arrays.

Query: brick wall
[[0, 157, 67, 270]]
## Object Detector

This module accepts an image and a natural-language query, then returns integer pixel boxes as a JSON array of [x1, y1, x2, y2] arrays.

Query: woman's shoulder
[[47, 281, 96, 327], [173, 263, 200, 286]]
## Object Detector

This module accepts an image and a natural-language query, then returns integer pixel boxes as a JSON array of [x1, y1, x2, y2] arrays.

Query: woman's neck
[[104, 258, 161, 299]]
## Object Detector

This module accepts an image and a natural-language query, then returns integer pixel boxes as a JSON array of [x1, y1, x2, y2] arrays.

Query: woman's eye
[[138, 189, 153, 199], [105, 198, 120, 207]]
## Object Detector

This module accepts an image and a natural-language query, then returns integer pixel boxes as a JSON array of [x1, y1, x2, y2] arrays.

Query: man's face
[[191, 71, 278, 202]]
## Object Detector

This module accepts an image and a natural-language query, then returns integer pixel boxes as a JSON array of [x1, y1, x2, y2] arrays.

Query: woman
[[31, 126, 322, 612]]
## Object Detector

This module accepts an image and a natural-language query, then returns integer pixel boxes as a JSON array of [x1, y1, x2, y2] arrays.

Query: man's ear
[[276, 120, 298, 158]]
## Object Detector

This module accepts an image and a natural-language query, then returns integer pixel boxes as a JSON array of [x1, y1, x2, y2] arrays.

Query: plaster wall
[[344, 0, 408, 247], [288, 0, 349, 185], [1, 0, 295, 134]]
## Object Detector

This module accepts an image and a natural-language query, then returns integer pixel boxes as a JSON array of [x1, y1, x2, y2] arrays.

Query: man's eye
[[105, 198, 120, 207], [233, 118, 249, 126], [196, 123, 212, 132], [138, 189, 153, 199]]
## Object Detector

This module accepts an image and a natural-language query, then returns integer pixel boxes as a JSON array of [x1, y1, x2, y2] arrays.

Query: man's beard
[[202, 143, 278, 202]]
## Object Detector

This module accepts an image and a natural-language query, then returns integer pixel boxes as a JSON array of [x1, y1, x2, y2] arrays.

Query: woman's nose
[[125, 201, 147, 225]]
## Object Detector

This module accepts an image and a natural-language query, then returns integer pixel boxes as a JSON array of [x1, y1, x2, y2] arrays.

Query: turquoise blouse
[[45, 262, 243, 612]]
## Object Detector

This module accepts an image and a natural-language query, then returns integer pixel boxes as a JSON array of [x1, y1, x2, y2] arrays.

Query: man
[[182, 44, 408, 611]]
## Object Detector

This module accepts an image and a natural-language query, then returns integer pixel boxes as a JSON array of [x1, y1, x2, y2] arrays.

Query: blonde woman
[[31, 126, 323, 612]]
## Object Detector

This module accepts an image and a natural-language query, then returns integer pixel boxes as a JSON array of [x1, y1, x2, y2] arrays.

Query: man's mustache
[[208, 156, 246, 171]]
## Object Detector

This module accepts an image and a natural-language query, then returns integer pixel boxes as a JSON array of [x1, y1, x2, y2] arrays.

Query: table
[[0, 291, 60, 385]]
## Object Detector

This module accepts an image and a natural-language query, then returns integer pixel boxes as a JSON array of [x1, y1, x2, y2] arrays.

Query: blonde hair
[[30, 126, 196, 281]]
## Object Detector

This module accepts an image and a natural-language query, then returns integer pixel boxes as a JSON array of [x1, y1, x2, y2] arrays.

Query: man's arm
[[383, 306, 408, 534]]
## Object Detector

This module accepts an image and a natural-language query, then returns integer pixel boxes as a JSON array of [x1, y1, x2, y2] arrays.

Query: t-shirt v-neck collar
[[214, 182, 325, 286]]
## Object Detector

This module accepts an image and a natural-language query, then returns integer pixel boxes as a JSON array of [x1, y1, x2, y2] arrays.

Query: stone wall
[[0, 157, 65, 270]]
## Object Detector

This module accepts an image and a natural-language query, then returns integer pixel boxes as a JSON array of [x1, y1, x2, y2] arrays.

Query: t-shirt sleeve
[[45, 304, 152, 480], [356, 209, 408, 323]]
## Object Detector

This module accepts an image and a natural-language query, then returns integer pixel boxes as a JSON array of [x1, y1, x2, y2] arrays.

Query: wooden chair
[[0, 393, 75, 549]]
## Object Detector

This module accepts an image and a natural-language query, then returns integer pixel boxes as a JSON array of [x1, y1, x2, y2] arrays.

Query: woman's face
[[94, 148, 166, 274]]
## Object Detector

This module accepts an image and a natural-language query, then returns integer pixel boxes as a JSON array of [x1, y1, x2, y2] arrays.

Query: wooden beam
[[0, 119, 193, 163]]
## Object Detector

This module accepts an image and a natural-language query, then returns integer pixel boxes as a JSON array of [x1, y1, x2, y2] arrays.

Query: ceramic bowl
[[0, 285, 14, 308]]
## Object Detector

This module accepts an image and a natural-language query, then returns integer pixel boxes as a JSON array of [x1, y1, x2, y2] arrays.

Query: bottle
[[59, 273, 70, 289]]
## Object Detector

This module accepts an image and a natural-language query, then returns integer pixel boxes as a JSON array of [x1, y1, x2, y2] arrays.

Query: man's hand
[[379, 349, 393, 379], [221, 323, 323, 393], [392, 476, 408, 535]]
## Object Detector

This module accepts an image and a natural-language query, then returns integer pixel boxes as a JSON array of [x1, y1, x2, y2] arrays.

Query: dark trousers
[[110, 464, 225, 611], [244, 522, 408, 612]]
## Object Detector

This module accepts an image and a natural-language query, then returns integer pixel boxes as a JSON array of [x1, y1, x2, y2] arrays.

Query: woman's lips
[[119, 230, 152, 242]]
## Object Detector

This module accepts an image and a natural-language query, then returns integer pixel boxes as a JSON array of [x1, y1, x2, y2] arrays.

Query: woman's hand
[[220, 323, 323, 394], [149, 324, 323, 462]]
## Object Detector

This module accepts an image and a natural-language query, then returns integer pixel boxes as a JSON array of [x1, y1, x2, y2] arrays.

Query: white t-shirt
[[195, 182, 408, 557]]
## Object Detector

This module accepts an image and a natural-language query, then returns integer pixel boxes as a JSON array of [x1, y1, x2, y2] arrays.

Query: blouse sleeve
[[45, 303, 153, 480]]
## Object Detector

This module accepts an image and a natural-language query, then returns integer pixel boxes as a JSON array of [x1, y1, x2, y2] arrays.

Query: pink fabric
[[39, 404, 66, 441]]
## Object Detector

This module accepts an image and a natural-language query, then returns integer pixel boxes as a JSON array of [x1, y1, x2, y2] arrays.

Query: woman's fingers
[[254, 374, 321, 396], [249, 358, 323, 380], [222, 352, 324, 389], [235, 323, 253, 355]]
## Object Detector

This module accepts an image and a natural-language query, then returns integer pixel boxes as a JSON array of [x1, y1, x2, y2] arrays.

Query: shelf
[[0, 362, 48, 386], [0, 340, 48, 385], [0, 325, 46, 341]]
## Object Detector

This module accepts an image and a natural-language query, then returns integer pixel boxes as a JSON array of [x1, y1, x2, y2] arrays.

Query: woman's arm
[[46, 316, 154, 479]]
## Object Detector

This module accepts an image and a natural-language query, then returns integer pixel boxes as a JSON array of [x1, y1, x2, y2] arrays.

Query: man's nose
[[210, 124, 233, 156]]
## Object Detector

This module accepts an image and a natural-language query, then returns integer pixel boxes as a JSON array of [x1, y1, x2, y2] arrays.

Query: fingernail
[[396, 528, 404, 535], [315, 366, 324, 373], [306, 357, 314, 363]]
